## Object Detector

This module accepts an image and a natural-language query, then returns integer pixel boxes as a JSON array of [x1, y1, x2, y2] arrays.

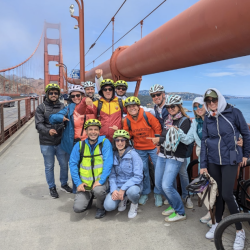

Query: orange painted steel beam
[[84, 0, 250, 82]]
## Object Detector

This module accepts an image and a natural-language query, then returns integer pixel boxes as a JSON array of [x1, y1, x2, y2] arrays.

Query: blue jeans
[[104, 185, 141, 211], [155, 157, 185, 215], [66, 153, 77, 194], [135, 148, 160, 195], [40, 144, 69, 189]]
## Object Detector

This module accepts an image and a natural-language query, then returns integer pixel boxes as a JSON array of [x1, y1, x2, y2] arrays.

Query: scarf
[[164, 112, 183, 128], [196, 117, 203, 140]]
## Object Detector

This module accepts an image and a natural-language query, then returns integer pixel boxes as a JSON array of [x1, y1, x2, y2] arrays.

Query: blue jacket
[[69, 135, 113, 187], [200, 105, 250, 169], [154, 104, 169, 129], [109, 147, 143, 193], [49, 103, 76, 155]]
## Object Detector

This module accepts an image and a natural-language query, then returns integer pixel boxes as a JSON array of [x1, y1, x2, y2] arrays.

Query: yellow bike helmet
[[45, 83, 61, 94], [115, 80, 128, 88], [124, 96, 141, 107], [113, 130, 130, 140], [100, 79, 115, 88], [84, 119, 102, 129]]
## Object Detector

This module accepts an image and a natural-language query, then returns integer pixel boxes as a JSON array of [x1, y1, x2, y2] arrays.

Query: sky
[[0, 0, 250, 96]]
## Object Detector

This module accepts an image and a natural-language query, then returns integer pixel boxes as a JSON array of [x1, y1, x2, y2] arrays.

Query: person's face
[[115, 86, 127, 96], [115, 136, 127, 150], [102, 86, 113, 100], [127, 104, 140, 116], [205, 97, 218, 111], [48, 89, 59, 102], [193, 103, 206, 117], [166, 104, 180, 116], [151, 92, 165, 105], [86, 126, 100, 140], [85, 87, 95, 98], [70, 91, 82, 104]]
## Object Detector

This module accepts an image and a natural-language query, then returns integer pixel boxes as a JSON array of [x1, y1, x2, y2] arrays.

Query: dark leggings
[[208, 163, 242, 230]]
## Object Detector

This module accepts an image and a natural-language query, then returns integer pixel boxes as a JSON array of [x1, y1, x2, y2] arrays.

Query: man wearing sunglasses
[[35, 83, 72, 199]]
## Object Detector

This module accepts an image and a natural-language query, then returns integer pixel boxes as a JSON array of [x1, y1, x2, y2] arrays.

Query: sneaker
[[205, 223, 218, 239], [128, 203, 138, 219], [61, 184, 73, 193], [165, 212, 186, 222], [184, 197, 193, 209], [200, 212, 211, 224], [162, 206, 175, 216], [233, 229, 245, 250], [207, 220, 212, 228], [164, 199, 169, 205], [95, 208, 106, 219], [49, 187, 59, 199], [118, 197, 128, 212], [139, 195, 148, 205], [154, 194, 163, 207]]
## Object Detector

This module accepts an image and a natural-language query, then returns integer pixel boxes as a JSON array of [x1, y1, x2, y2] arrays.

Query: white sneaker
[[164, 199, 169, 205], [205, 223, 218, 239], [128, 203, 138, 219], [200, 212, 211, 224], [207, 219, 212, 228], [185, 197, 193, 209], [118, 197, 128, 212], [165, 213, 186, 222], [233, 229, 245, 250]]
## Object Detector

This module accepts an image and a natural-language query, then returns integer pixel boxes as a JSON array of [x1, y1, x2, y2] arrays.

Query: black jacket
[[35, 99, 65, 146], [159, 117, 191, 158]]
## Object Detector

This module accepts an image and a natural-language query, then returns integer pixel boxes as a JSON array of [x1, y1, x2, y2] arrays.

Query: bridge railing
[[0, 96, 42, 145]]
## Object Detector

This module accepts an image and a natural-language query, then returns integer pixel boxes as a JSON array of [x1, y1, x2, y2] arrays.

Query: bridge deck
[[0, 120, 215, 250]]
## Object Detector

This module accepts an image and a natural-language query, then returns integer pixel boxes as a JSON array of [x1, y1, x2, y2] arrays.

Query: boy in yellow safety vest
[[69, 119, 113, 219]]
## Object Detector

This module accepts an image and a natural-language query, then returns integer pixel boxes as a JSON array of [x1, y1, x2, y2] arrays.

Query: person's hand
[[63, 116, 69, 122], [112, 190, 119, 201], [109, 125, 118, 131], [77, 183, 88, 192], [146, 137, 160, 145], [200, 168, 208, 175], [95, 69, 103, 79], [239, 157, 248, 167], [156, 146, 160, 154], [49, 129, 57, 136], [237, 138, 243, 147], [117, 189, 125, 201], [85, 97, 93, 107], [92, 181, 101, 190], [167, 125, 178, 130]]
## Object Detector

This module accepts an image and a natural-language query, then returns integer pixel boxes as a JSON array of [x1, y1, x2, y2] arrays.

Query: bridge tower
[[44, 22, 64, 91]]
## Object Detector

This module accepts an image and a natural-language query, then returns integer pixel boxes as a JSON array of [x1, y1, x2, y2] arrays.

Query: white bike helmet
[[149, 84, 165, 95], [163, 127, 180, 152], [68, 85, 85, 94], [166, 95, 183, 105], [82, 81, 95, 89]]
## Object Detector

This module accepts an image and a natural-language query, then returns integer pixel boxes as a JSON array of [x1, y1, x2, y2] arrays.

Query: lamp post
[[69, 1, 85, 83], [56, 63, 68, 92]]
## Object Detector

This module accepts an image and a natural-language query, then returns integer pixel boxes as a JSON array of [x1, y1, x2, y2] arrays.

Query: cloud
[[205, 72, 235, 77]]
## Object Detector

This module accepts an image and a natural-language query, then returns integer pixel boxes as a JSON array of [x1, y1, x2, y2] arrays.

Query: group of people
[[35, 69, 250, 250]]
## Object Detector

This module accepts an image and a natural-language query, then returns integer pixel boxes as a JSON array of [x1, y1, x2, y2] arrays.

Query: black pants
[[208, 163, 242, 230]]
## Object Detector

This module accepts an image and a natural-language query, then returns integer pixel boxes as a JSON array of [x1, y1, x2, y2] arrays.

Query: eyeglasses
[[193, 104, 203, 110], [70, 94, 81, 98], [103, 87, 113, 92], [151, 93, 162, 98], [116, 87, 127, 91], [114, 139, 127, 142], [205, 98, 218, 104], [166, 105, 176, 110], [48, 91, 59, 96]]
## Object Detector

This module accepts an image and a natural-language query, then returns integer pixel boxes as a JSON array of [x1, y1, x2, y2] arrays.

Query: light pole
[[69, 1, 85, 83], [56, 63, 68, 92]]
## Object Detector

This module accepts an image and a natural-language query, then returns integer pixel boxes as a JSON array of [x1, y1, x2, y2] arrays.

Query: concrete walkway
[[0, 121, 215, 250]]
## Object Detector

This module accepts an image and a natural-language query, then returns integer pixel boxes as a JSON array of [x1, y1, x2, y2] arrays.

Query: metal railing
[[0, 96, 42, 145]]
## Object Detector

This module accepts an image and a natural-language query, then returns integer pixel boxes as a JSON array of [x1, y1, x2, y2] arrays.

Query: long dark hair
[[112, 139, 130, 152]]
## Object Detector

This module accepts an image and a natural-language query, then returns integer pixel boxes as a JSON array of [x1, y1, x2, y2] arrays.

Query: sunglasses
[[70, 94, 81, 98], [49, 91, 59, 96], [193, 104, 203, 110], [151, 93, 162, 98], [205, 98, 218, 104], [116, 87, 127, 91], [114, 139, 127, 142], [166, 105, 176, 110], [103, 88, 113, 92]]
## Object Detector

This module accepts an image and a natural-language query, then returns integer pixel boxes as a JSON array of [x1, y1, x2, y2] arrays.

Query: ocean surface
[[183, 99, 250, 123]]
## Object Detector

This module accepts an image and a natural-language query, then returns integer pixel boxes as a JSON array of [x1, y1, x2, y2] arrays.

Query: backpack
[[97, 98, 123, 120], [126, 111, 151, 131]]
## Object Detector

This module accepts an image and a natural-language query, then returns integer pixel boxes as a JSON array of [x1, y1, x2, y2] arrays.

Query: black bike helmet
[[186, 174, 210, 193]]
